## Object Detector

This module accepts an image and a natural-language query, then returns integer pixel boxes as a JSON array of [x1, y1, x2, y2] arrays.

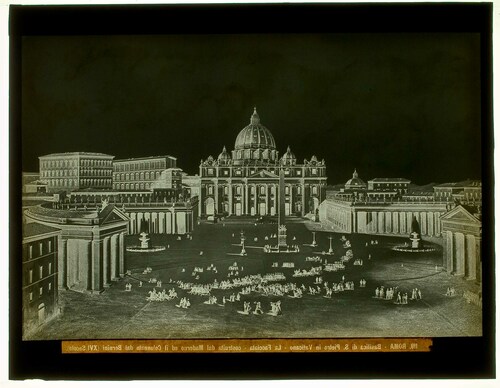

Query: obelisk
[[277, 168, 287, 250]]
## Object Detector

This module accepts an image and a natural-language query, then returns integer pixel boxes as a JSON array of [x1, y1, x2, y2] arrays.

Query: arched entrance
[[205, 197, 215, 217], [312, 197, 319, 214]]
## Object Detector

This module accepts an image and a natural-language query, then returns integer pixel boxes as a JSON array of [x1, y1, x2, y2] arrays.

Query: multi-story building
[[112, 155, 177, 191], [199, 108, 327, 219], [39, 152, 114, 193], [433, 180, 482, 204], [22, 222, 61, 337], [367, 177, 411, 197]]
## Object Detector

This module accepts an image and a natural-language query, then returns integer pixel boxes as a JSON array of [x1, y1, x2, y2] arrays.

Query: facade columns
[[244, 184, 249, 215], [228, 183, 233, 215], [253, 185, 257, 216], [214, 181, 219, 216], [265, 184, 269, 214]]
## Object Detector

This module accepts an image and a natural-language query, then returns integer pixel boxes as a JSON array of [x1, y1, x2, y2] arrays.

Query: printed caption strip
[[62, 338, 432, 353]]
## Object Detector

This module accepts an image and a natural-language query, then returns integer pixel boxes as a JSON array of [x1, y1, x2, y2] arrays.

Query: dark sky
[[21, 33, 481, 185]]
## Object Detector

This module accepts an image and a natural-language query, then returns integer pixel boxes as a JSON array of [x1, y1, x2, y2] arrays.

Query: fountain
[[392, 216, 437, 253], [126, 221, 166, 253]]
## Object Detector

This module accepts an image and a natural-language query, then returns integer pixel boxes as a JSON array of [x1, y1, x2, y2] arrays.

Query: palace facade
[[199, 108, 327, 219], [39, 152, 114, 193]]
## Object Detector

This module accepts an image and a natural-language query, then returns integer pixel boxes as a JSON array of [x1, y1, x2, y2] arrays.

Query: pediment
[[440, 205, 481, 225], [100, 206, 129, 225], [248, 170, 279, 179]]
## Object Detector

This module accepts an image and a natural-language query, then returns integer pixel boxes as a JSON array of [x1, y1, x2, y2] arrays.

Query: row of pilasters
[[58, 232, 126, 293], [355, 210, 443, 237], [443, 231, 481, 282], [208, 183, 313, 217], [127, 211, 193, 235], [326, 207, 352, 233]]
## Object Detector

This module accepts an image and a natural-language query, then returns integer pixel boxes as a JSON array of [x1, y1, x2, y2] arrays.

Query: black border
[[9, 3, 495, 380]]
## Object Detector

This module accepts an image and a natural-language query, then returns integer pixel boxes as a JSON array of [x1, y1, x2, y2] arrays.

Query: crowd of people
[[122, 229, 436, 321], [374, 285, 423, 304]]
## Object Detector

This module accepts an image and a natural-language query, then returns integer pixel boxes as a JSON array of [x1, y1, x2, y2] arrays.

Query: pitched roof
[[23, 222, 61, 239]]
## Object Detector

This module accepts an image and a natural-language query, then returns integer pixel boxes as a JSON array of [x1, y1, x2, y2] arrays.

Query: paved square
[[28, 220, 482, 340]]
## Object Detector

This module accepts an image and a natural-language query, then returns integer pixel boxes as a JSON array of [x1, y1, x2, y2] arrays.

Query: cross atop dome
[[250, 107, 260, 125]]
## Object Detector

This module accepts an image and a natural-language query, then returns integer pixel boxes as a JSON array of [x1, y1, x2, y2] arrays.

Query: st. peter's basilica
[[199, 108, 327, 219]]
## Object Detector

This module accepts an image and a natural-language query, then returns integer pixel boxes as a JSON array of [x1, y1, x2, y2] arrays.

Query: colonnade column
[[91, 239, 103, 292], [119, 232, 125, 276], [58, 238, 68, 289], [80, 240, 92, 291], [465, 234, 477, 280], [454, 232, 465, 276], [110, 234, 119, 280], [103, 236, 111, 286]]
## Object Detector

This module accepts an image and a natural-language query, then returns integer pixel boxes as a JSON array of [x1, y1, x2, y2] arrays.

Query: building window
[[208, 186, 213, 195], [260, 186, 265, 195], [29, 245, 33, 259], [208, 169, 214, 175], [48, 240, 52, 253], [39, 287, 43, 296], [48, 263, 52, 274], [313, 186, 318, 195], [285, 186, 290, 195], [49, 283, 52, 291], [298, 187, 302, 195], [251, 186, 255, 194], [297, 170, 301, 176], [312, 168, 317, 175], [224, 186, 228, 195], [39, 242, 43, 255], [223, 170, 228, 176], [29, 292, 33, 302], [236, 186, 241, 195], [29, 270, 33, 284], [39, 265, 43, 278]]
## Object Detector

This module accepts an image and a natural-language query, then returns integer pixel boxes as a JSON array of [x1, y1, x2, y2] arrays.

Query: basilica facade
[[199, 108, 327, 219]]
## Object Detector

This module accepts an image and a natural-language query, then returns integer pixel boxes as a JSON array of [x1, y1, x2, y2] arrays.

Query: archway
[[205, 197, 215, 217]]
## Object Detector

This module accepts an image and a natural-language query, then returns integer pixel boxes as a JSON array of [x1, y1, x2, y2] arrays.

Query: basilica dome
[[232, 108, 279, 165], [345, 169, 367, 190], [234, 108, 276, 151]]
